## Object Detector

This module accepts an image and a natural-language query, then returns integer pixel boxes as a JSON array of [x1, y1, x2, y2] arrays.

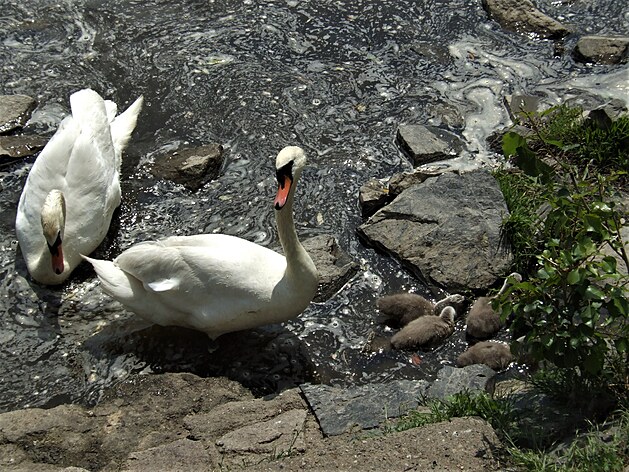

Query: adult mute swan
[[84, 146, 319, 340], [15, 88, 143, 285]]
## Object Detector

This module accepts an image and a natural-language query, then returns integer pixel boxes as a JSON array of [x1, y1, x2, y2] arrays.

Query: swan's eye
[[276, 161, 294, 187], [47, 231, 62, 256]]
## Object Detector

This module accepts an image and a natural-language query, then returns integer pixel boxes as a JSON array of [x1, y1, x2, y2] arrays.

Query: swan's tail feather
[[110, 95, 143, 171], [82, 255, 136, 301], [69, 89, 110, 137]]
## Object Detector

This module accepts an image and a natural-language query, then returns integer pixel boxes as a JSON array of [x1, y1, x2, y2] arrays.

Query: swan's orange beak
[[274, 175, 293, 210], [51, 245, 64, 275], [47, 232, 64, 275]]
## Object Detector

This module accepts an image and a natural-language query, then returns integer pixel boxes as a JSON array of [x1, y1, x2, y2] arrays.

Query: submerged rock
[[0, 94, 37, 134], [573, 35, 629, 65], [358, 170, 513, 292], [482, 0, 571, 39]]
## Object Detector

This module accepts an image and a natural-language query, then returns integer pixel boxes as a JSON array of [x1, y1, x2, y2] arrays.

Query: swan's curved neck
[[276, 189, 302, 259]]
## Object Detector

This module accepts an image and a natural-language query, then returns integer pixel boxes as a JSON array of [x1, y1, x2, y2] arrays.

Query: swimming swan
[[84, 146, 319, 340], [15, 88, 143, 285]]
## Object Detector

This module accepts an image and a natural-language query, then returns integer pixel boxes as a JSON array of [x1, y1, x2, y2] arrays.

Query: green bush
[[493, 106, 629, 403]]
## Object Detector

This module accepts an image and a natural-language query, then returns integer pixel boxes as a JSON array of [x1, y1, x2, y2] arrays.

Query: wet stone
[[302, 235, 359, 301], [482, 0, 571, 39], [573, 35, 629, 65], [396, 124, 464, 166], [358, 178, 390, 218], [426, 364, 497, 400], [150, 143, 224, 191], [0, 135, 48, 163], [0, 95, 37, 134], [300, 379, 429, 436]]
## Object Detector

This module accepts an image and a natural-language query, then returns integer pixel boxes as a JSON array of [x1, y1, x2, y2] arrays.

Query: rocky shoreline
[[1, 0, 628, 470]]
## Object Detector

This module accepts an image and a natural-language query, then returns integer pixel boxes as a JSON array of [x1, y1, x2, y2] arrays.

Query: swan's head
[[438, 306, 456, 324], [41, 190, 66, 275], [274, 146, 306, 211]]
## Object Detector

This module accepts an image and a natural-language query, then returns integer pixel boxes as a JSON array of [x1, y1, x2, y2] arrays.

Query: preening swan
[[377, 292, 465, 327], [15, 89, 143, 285], [84, 146, 319, 340], [390, 306, 456, 350], [465, 272, 522, 340]]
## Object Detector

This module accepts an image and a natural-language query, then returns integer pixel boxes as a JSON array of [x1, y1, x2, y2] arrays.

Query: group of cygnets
[[14, 89, 319, 340], [375, 273, 522, 371]]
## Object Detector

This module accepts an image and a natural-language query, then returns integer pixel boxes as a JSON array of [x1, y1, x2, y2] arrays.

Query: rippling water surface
[[0, 0, 627, 412]]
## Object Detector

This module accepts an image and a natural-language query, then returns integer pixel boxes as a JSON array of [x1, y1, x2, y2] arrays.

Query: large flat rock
[[358, 171, 512, 292]]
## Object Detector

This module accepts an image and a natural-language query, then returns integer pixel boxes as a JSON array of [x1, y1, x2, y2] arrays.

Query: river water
[[0, 0, 627, 412]]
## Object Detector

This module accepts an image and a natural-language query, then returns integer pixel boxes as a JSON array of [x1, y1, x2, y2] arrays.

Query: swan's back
[[15, 89, 142, 284]]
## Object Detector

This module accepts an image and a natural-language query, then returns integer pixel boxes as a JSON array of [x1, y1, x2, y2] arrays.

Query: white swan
[[83, 146, 319, 340], [15, 89, 143, 285]]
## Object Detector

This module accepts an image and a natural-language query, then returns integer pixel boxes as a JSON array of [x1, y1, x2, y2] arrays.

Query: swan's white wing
[[114, 235, 285, 313]]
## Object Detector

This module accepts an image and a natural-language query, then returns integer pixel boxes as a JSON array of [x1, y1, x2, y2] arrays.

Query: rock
[[387, 168, 447, 197], [300, 380, 429, 436], [0, 95, 37, 134], [503, 94, 541, 122], [302, 235, 359, 302], [426, 364, 497, 399], [0, 135, 48, 162], [482, 0, 571, 39], [573, 35, 629, 65], [151, 143, 224, 190], [396, 124, 464, 166], [456, 341, 514, 371], [123, 439, 216, 472], [357, 171, 513, 292], [358, 178, 390, 218], [183, 388, 305, 440], [216, 409, 307, 455]]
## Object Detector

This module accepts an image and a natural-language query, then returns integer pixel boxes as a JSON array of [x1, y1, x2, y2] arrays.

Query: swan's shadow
[[83, 322, 318, 397]]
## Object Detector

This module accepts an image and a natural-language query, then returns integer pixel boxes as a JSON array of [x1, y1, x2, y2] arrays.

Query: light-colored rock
[[396, 124, 464, 166], [123, 438, 217, 472], [482, 0, 571, 38], [573, 35, 629, 65], [427, 364, 497, 399], [150, 143, 224, 190], [0, 94, 37, 134]]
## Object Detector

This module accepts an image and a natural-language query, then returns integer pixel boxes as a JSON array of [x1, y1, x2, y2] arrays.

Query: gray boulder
[[358, 171, 513, 292], [0, 95, 37, 134], [482, 0, 571, 39], [426, 364, 497, 399], [358, 178, 390, 218], [300, 380, 429, 436], [294, 235, 359, 302], [573, 35, 629, 65], [396, 124, 464, 166]]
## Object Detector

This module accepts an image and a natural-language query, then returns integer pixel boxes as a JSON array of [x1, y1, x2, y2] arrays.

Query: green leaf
[[585, 285, 605, 301], [567, 270, 581, 285], [502, 131, 526, 158]]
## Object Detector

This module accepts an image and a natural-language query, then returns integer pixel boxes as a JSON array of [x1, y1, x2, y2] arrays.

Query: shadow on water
[[82, 323, 316, 401]]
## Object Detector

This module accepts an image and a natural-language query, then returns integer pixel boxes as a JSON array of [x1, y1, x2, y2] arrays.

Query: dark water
[[0, 0, 627, 412]]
